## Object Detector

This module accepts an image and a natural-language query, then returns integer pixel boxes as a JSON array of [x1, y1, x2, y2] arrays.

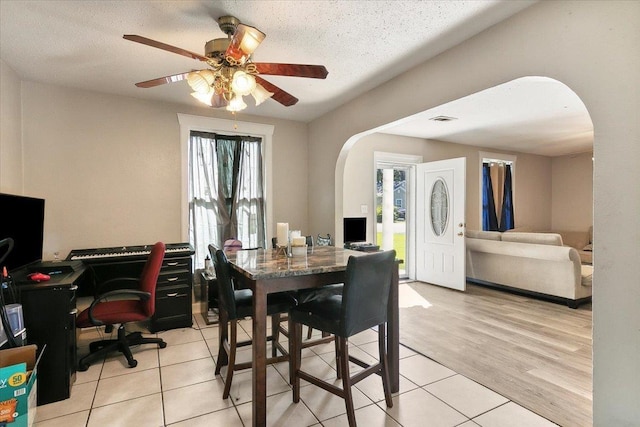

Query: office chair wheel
[[128, 359, 138, 368], [78, 362, 89, 372], [159, 341, 167, 349]]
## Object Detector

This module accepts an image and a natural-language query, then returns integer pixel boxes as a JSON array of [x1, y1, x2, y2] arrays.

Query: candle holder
[[291, 244, 308, 257], [275, 243, 292, 258]]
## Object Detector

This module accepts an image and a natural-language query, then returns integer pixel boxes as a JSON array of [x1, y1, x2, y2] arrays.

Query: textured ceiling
[[0, 0, 531, 121], [1, 1, 593, 156]]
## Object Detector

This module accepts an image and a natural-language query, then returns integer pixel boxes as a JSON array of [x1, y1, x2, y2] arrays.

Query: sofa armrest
[[466, 238, 575, 262]]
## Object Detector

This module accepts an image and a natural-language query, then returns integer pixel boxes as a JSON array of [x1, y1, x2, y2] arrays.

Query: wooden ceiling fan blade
[[135, 72, 191, 88], [255, 76, 298, 106], [254, 63, 328, 79], [123, 35, 209, 62]]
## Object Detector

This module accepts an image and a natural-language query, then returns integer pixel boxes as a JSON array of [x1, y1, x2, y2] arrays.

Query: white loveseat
[[466, 230, 593, 308]]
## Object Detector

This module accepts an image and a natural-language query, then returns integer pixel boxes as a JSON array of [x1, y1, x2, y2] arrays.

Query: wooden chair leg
[[338, 336, 357, 426], [307, 326, 313, 339], [271, 313, 281, 358], [335, 336, 342, 379], [288, 316, 295, 384], [222, 320, 237, 399], [292, 321, 303, 403], [379, 323, 393, 408], [215, 309, 229, 375]]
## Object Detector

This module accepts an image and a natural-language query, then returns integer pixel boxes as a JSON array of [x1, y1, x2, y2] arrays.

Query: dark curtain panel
[[482, 163, 499, 231], [499, 164, 514, 231], [189, 131, 265, 269]]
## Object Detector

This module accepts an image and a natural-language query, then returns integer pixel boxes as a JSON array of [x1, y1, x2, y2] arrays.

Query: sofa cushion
[[466, 230, 502, 241], [501, 232, 563, 246], [581, 265, 593, 287]]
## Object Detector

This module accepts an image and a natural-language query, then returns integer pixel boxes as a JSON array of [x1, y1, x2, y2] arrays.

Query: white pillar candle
[[292, 236, 306, 246], [276, 223, 289, 246]]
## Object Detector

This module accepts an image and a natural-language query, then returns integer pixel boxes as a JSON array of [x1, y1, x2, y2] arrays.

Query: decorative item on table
[[276, 222, 292, 257], [223, 238, 243, 252], [291, 236, 307, 257]]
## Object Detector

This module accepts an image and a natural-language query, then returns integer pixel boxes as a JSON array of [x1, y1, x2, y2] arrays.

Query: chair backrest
[[208, 243, 220, 260], [272, 237, 278, 249], [340, 250, 396, 337], [139, 241, 166, 317], [213, 249, 239, 320], [305, 235, 314, 247], [316, 234, 332, 246]]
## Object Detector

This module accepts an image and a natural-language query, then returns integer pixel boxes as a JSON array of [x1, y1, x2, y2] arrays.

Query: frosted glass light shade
[[191, 90, 213, 106], [251, 83, 274, 106], [187, 72, 211, 94], [226, 94, 247, 112], [231, 71, 256, 95], [225, 24, 265, 62]]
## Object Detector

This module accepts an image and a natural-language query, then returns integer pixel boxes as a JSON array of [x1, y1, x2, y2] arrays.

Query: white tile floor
[[33, 285, 558, 427]]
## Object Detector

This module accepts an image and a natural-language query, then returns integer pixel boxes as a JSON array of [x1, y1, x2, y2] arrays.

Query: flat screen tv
[[0, 193, 45, 273], [343, 217, 367, 243]]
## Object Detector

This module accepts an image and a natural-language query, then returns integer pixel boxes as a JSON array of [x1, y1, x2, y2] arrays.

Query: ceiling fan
[[123, 15, 328, 112]]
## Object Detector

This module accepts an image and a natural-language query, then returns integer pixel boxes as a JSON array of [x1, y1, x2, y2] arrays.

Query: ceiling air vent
[[429, 115, 458, 122]]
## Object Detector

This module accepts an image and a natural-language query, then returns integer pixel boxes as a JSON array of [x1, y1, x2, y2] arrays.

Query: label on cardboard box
[[0, 345, 39, 427]]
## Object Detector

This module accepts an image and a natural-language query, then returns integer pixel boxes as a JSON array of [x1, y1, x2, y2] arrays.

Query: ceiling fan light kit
[[123, 15, 327, 113]]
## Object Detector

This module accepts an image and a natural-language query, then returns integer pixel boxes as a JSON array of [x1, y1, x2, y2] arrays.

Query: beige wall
[[551, 152, 593, 231], [0, 59, 23, 194], [17, 81, 308, 260], [309, 2, 639, 424], [343, 133, 555, 239]]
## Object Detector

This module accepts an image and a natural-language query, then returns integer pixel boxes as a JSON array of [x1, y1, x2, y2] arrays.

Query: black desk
[[13, 261, 88, 405]]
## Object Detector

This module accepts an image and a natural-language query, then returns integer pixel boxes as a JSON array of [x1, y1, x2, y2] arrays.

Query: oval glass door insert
[[430, 178, 449, 236]]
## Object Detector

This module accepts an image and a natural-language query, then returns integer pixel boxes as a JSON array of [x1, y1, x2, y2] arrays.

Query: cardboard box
[[0, 345, 40, 427]]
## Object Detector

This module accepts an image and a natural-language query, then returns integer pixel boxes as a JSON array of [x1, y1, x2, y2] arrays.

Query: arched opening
[[335, 76, 594, 425]]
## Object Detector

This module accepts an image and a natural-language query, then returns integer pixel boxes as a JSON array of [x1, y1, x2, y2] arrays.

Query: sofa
[[466, 230, 593, 308], [510, 226, 593, 264]]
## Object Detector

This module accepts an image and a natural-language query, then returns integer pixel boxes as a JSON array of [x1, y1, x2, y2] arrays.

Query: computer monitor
[[343, 217, 367, 243], [0, 193, 45, 273]]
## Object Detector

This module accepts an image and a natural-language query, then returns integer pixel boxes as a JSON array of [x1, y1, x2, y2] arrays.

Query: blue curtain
[[499, 164, 514, 231], [482, 163, 499, 231]]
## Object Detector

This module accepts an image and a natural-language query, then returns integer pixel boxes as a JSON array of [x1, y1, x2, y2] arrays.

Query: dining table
[[222, 245, 400, 427]]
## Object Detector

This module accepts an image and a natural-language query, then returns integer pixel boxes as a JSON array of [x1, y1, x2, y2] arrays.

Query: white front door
[[416, 157, 466, 291]]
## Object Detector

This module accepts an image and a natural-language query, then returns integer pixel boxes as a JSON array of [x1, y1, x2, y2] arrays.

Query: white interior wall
[[551, 152, 593, 231], [0, 59, 23, 194]]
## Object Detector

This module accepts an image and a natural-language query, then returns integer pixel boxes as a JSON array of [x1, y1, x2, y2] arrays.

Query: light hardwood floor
[[399, 281, 592, 427]]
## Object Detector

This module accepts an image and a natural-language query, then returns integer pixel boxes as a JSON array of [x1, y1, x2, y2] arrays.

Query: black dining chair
[[269, 235, 339, 346], [212, 248, 297, 399], [289, 250, 396, 426]]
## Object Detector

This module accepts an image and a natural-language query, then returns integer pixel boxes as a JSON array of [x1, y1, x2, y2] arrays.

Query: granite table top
[[224, 246, 368, 280]]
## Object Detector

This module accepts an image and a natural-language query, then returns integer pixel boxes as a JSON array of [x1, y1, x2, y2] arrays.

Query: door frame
[[373, 152, 423, 280]]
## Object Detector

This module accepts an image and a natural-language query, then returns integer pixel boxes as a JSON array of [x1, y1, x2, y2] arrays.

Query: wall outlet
[[360, 204, 368, 214]]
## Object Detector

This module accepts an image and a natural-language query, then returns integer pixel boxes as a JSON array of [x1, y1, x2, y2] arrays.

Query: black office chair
[[76, 241, 167, 371], [290, 250, 396, 426], [212, 248, 297, 399]]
